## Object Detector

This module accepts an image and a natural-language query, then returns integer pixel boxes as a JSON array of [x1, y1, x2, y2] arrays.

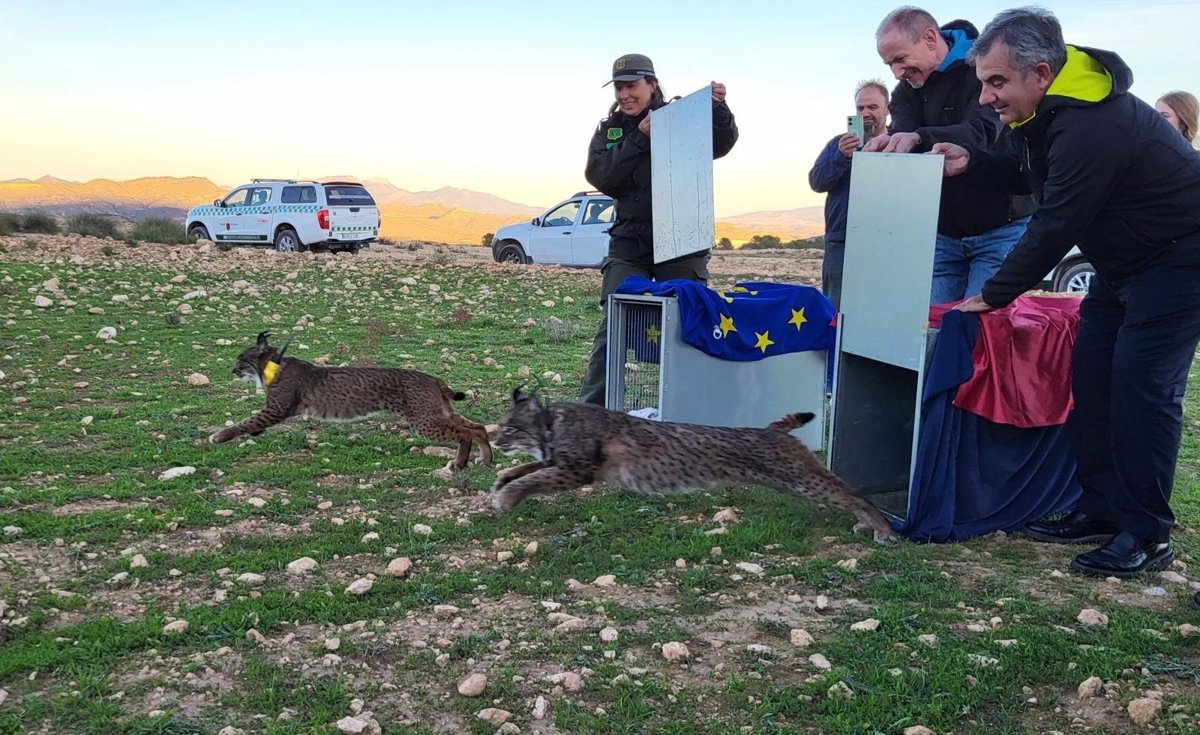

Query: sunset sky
[[2, 0, 1196, 216]]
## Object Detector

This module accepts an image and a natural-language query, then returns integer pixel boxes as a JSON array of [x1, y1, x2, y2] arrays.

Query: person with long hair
[[577, 54, 739, 406], [1156, 90, 1198, 144]]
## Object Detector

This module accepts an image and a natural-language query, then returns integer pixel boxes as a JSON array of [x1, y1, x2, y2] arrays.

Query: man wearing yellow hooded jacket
[[934, 7, 1200, 581]]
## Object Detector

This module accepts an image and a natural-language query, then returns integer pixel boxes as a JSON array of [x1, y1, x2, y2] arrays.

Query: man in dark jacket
[[940, 8, 1200, 578], [577, 53, 739, 406], [808, 80, 890, 310], [868, 7, 1030, 304]]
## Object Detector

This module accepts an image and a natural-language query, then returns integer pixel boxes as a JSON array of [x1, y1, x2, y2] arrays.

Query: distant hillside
[[0, 175, 811, 244], [717, 206, 826, 240]]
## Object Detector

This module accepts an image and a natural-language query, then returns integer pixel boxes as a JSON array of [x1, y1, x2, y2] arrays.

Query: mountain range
[[0, 176, 825, 245]]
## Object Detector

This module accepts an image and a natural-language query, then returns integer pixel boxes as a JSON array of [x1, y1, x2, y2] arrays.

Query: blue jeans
[[931, 217, 1030, 305]]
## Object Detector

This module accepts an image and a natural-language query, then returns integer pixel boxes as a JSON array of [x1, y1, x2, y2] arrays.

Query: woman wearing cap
[[578, 53, 739, 405]]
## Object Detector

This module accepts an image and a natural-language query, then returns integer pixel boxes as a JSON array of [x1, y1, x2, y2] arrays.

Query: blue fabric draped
[[614, 276, 836, 362], [901, 309, 1082, 542]]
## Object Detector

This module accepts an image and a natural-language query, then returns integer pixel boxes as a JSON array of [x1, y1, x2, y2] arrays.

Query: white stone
[[336, 716, 368, 734], [735, 562, 764, 575], [34, 295, 53, 308], [808, 653, 832, 670], [712, 508, 741, 525], [162, 620, 189, 635], [129, 554, 149, 569], [600, 627, 619, 643], [1, 526, 20, 537], [412, 523, 433, 536], [850, 618, 881, 632], [1077, 676, 1103, 699], [96, 326, 117, 340], [1076, 609, 1109, 627], [287, 557, 318, 575], [238, 573, 265, 585], [790, 629, 815, 647], [476, 707, 512, 726], [532, 694, 548, 719], [827, 681, 854, 700], [187, 373, 209, 386], [1127, 697, 1162, 727], [457, 673, 487, 697], [918, 634, 940, 648], [661, 641, 690, 661], [345, 578, 373, 596], [157, 465, 196, 481], [386, 557, 412, 578], [903, 727, 938, 735], [593, 574, 617, 587]]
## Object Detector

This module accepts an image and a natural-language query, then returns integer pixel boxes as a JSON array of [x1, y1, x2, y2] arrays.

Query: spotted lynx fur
[[490, 388, 896, 544], [208, 332, 493, 467]]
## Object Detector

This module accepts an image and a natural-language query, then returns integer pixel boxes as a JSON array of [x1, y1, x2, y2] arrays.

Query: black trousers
[[1070, 265, 1200, 543]]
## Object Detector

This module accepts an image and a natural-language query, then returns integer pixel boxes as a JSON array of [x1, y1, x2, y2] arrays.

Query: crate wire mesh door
[[604, 293, 828, 449]]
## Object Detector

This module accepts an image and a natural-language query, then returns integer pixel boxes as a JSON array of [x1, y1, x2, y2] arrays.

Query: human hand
[[638, 112, 651, 137], [881, 132, 922, 153], [863, 134, 890, 152], [837, 133, 859, 158], [711, 81, 726, 103], [930, 142, 970, 177], [954, 294, 996, 313]]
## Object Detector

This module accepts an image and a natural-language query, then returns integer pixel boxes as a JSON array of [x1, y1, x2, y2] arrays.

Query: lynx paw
[[208, 430, 227, 444], [854, 521, 899, 545]]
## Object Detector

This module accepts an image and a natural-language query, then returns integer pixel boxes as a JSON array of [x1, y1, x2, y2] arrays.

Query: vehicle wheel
[[273, 228, 306, 253], [188, 224, 210, 241], [496, 242, 527, 264], [1054, 261, 1095, 293]]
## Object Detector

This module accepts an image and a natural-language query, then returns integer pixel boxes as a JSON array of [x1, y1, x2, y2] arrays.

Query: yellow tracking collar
[[263, 361, 281, 386]]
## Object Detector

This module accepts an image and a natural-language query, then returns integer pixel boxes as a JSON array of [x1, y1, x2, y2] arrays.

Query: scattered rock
[[790, 629, 815, 647], [1177, 623, 1199, 637], [712, 508, 741, 525], [827, 681, 854, 700], [412, 523, 433, 536], [386, 557, 413, 578], [661, 642, 690, 661], [187, 373, 210, 387], [476, 708, 512, 726], [162, 620, 189, 635], [1127, 697, 1162, 727], [457, 673, 487, 697], [735, 562, 764, 575], [34, 295, 53, 308], [129, 554, 149, 569], [96, 326, 117, 340], [1076, 608, 1109, 627], [345, 578, 373, 596], [903, 727, 937, 735], [1077, 676, 1103, 699], [918, 634, 939, 648], [593, 574, 617, 587], [850, 618, 880, 632], [158, 466, 196, 481], [336, 716, 368, 734], [2, 526, 20, 537], [808, 654, 832, 670], [238, 572, 266, 585], [283, 559, 316, 576], [532, 694, 548, 719], [600, 627, 619, 643]]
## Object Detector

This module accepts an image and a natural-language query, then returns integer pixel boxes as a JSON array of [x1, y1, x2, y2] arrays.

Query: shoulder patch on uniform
[[606, 127, 624, 141]]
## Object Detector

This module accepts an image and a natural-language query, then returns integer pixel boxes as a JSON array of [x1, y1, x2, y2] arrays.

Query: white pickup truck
[[186, 179, 380, 253]]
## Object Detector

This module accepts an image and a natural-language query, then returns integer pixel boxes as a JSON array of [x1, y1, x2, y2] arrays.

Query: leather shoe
[[1069, 531, 1174, 579], [1022, 510, 1117, 545]]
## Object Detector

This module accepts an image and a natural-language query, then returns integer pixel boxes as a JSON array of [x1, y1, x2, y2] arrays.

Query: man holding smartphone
[[808, 80, 890, 309]]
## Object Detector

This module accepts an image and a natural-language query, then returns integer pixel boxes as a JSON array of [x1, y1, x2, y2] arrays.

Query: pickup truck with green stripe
[[186, 179, 380, 253]]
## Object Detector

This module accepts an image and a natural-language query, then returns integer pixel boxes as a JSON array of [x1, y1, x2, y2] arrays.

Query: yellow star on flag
[[718, 313, 736, 338], [754, 331, 774, 353], [788, 307, 808, 331], [731, 286, 759, 295], [645, 324, 661, 344], [715, 290, 734, 303]]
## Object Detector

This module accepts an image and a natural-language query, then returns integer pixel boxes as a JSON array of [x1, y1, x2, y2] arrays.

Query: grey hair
[[969, 7, 1067, 75], [876, 6, 939, 42], [855, 79, 891, 103]]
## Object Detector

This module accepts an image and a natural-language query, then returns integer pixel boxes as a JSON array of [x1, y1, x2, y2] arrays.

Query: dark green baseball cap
[[604, 53, 656, 86]]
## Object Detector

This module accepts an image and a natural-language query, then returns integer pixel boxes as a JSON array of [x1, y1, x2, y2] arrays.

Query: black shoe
[[1069, 531, 1174, 579], [1022, 510, 1118, 545]]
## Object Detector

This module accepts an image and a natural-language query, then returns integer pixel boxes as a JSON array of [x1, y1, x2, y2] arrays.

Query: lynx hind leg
[[491, 466, 587, 512]]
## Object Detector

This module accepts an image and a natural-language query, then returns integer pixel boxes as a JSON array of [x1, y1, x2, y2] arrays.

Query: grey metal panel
[[606, 294, 827, 450], [838, 152, 942, 371], [651, 86, 715, 264]]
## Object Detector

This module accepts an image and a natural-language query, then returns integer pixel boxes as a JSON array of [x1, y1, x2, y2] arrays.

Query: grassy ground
[[0, 236, 1197, 735]]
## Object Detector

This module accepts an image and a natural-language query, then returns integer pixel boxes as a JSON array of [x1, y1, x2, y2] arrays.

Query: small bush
[[20, 211, 61, 234], [0, 212, 20, 236], [67, 212, 121, 239], [127, 217, 191, 245]]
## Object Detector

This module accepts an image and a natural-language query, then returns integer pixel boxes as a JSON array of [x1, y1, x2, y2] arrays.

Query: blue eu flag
[[614, 276, 835, 362]]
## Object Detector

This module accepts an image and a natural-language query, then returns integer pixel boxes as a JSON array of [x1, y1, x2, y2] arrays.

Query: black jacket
[[889, 20, 1030, 237], [585, 95, 738, 264], [969, 46, 1200, 307]]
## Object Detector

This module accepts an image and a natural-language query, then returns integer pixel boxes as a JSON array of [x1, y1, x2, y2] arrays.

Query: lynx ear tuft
[[512, 385, 530, 403], [256, 331, 271, 346]]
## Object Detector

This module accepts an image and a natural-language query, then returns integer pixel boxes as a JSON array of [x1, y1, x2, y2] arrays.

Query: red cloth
[[930, 295, 1082, 428]]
